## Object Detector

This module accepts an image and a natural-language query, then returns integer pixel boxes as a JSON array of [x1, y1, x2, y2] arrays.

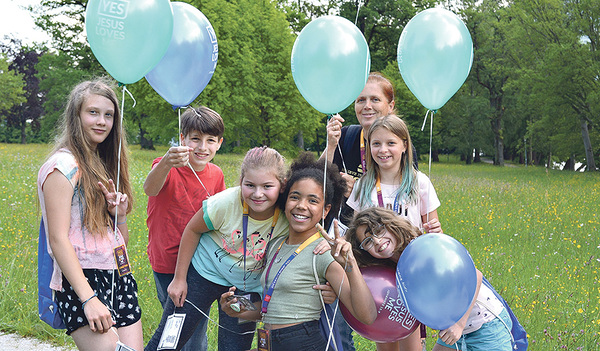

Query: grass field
[[0, 143, 598, 350]]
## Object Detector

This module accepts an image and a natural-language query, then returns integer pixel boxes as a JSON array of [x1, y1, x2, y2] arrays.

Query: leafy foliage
[[1, 0, 598, 170], [0, 55, 26, 114]]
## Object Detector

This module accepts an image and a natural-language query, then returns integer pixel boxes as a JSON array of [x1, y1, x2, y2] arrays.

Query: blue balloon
[[396, 233, 477, 330], [145, 2, 218, 108], [397, 8, 473, 111], [291, 16, 370, 115], [85, 0, 173, 85]]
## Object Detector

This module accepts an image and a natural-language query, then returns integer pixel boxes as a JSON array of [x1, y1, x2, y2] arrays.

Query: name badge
[[113, 245, 131, 276], [115, 341, 136, 351], [257, 328, 271, 351], [158, 313, 186, 350]]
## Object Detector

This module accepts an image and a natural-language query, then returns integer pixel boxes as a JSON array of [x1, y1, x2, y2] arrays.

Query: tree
[[0, 55, 26, 114], [460, 0, 512, 166], [189, 0, 320, 151], [0, 39, 46, 144], [276, 0, 339, 33], [507, 0, 598, 171], [442, 82, 494, 164], [338, 0, 439, 71]]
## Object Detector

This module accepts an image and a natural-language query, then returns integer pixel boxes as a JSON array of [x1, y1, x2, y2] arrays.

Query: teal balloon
[[291, 16, 370, 115], [397, 8, 473, 111], [145, 2, 218, 108], [85, 0, 173, 85]]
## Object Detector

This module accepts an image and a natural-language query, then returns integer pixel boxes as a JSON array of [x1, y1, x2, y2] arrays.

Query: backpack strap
[[481, 276, 527, 351], [342, 124, 362, 156]]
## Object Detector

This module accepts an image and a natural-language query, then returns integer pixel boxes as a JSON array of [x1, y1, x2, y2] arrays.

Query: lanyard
[[359, 129, 367, 174], [242, 202, 280, 291], [376, 177, 404, 215], [261, 232, 321, 315]]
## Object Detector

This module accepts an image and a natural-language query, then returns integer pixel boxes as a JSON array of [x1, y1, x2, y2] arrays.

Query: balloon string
[[122, 85, 136, 108], [418, 109, 435, 229], [420, 110, 430, 132], [179, 106, 210, 196], [178, 107, 182, 146], [113, 86, 126, 237], [354, 0, 363, 25], [425, 110, 435, 227], [113, 84, 135, 234], [322, 114, 332, 229]]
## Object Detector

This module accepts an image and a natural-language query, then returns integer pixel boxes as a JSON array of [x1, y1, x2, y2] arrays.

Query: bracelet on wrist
[[81, 292, 97, 309], [116, 218, 127, 225]]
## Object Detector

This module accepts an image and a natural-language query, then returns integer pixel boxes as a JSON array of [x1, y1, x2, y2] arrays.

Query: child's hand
[[423, 218, 442, 233], [99, 179, 128, 218], [82, 296, 115, 334], [312, 282, 338, 304], [313, 239, 332, 254], [219, 287, 242, 317], [438, 320, 466, 346], [164, 146, 193, 168], [318, 220, 355, 270], [167, 277, 188, 308]]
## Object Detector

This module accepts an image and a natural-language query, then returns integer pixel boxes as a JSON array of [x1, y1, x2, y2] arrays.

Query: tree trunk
[[432, 149, 439, 162], [491, 115, 504, 166], [580, 118, 597, 171], [138, 123, 154, 150], [316, 129, 321, 153], [296, 131, 304, 150], [466, 150, 473, 164], [489, 95, 505, 166], [564, 156, 574, 171], [474, 149, 481, 163], [20, 121, 26, 144]]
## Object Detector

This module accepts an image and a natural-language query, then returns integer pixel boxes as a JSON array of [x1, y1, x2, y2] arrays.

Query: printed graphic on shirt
[[214, 229, 269, 282]]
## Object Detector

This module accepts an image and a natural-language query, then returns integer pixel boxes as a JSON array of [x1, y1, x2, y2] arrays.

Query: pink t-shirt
[[37, 149, 127, 290], [146, 158, 226, 274]]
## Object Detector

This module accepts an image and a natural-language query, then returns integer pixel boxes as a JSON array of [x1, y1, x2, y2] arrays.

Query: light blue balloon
[[146, 2, 218, 108], [397, 8, 473, 111], [396, 233, 477, 330], [291, 16, 370, 115], [85, 0, 173, 85]]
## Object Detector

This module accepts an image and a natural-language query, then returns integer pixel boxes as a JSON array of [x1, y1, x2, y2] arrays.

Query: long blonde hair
[[52, 78, 132, 235], [354, 115, 418, 208]]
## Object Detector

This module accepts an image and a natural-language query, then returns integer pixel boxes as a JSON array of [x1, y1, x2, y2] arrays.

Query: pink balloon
[[341, 265, 419, 343]]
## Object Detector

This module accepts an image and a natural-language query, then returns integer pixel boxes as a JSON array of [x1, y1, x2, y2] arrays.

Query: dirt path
[[0, 333, 75, 351]]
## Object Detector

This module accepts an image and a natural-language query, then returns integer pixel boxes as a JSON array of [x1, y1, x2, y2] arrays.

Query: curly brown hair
[[346, 207, 422, 267], [278, 152, 346, 229]]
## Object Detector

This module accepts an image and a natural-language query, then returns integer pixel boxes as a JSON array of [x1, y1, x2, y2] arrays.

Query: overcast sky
[[0, 0, 50, 45]]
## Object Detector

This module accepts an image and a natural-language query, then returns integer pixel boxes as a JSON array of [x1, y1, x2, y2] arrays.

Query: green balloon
[[398, 8, 473, 111], [85, 0, 173, 85]]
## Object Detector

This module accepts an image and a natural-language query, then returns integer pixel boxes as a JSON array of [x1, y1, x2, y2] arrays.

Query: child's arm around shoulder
[[323, 221, 377, 325], [144, 146, 193, 196]]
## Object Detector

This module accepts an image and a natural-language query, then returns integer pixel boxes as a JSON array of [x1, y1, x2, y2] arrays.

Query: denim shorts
[[436, 308, 513, 351], [270, 320, 327, 351]]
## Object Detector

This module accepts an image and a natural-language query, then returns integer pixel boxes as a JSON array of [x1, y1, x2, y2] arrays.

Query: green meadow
[[0, 143, 598, 350]]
